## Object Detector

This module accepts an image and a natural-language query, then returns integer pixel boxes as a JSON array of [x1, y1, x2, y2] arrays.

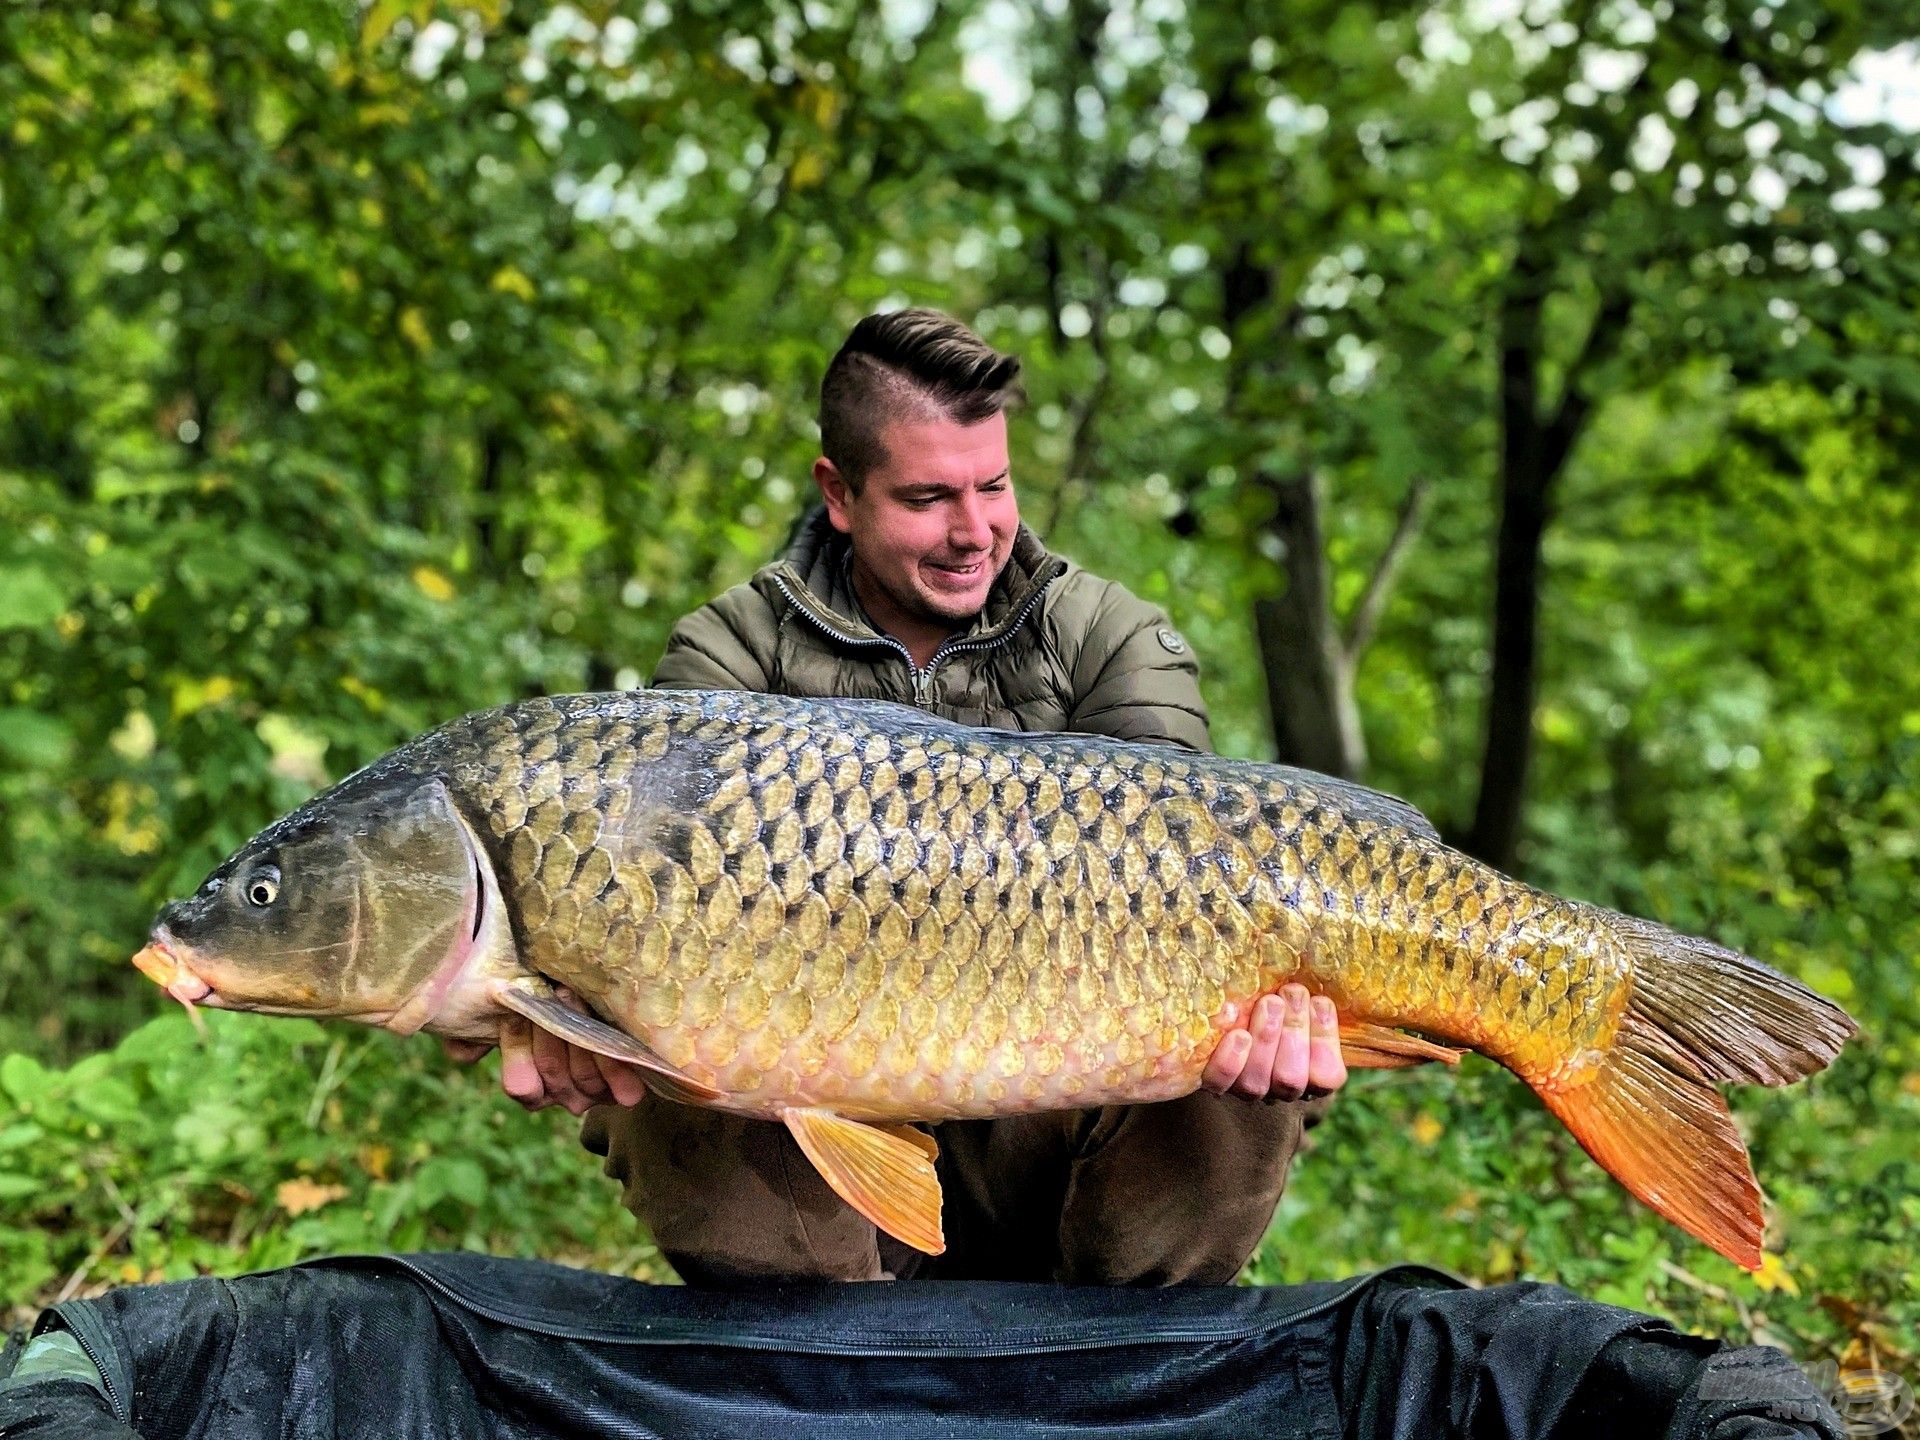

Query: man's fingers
[[1307, 996, 1348, 1095], [1265, 985, 1313, 1102], [498, 1016, 547, 1109], [1200, 1028, 1252, 1093], [439, 1036, 494, 1064], [1231, 994, 1286, 1100], [530, 1023, 593, 1116], [567, 1037, 611, 1104], [593, 1053, 650, 1108]]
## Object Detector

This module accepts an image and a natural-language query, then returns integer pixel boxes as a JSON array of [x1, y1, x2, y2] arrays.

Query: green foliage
[[0, 1010, 664, 1319], [1, 0, 1915, 1391]]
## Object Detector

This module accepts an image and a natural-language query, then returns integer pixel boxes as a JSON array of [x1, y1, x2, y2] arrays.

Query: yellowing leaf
[[490, 265, 537, 301], [1409, 1112, 1444, 1146], [171, 674, 237, 718], [412, 564, 456, 602], [1751, 1251, 1800, 1296], [359, 1143, 392, 1180], [102, 780, 163, 857], [361, 0, 411, 52], [109, 710, 157, 762], [398, 306, 434, 353], [796, 81, 841, 130], [258, 713, 330, 788], [340, 674, 387, 713], [276, 1178, 348, 1216], [789, 147, 829, 192]]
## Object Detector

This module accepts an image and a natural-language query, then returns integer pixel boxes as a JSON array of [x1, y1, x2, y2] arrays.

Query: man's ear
[[813, 457, 855, 534]]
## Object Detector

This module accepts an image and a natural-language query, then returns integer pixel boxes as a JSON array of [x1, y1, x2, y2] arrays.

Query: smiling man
[[504, 309, 1347, 1285]]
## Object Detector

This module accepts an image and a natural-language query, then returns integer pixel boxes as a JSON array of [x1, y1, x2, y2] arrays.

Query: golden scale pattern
[[427, 692, 1628, 1119]]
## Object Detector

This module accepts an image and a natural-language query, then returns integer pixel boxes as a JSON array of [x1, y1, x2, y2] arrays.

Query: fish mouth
[[132, 928, 222, 1033]]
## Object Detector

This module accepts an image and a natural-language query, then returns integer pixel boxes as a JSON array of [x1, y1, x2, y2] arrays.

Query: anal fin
[[782, 1108, 946, 1256], [1339, 1020, 1467, 1070], [493, 976, 722, 1103]]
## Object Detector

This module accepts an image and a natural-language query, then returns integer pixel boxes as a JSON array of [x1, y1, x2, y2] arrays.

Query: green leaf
[[412, 1156, 488, 1211], [0, 567, 71, 629], [0, 710, 75, 768], [0, 1054, 49, 1104]]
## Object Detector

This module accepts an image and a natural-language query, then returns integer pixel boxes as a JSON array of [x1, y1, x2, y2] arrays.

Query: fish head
[[134, 773, 491, 1032]]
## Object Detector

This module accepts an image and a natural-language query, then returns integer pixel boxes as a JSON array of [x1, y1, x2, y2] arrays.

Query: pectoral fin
[[493, 976, 723, 1103], [1339, 1021, 1466, 1070], [781, 1108, 945, 1256]]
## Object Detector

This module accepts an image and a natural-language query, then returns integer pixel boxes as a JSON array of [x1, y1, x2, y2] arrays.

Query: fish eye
[[245, 866, 281, 907]]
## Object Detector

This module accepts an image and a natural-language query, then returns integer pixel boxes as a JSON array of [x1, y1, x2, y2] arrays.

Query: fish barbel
[[133, 691, 1855, 1268]]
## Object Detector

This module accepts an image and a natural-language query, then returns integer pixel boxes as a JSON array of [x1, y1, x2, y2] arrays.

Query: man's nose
[[950, 492, 993, 550]]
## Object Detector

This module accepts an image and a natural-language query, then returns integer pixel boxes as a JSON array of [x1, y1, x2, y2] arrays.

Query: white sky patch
[[882, 0, 935, 43], [1829, 43, 1920, 132], [1745, 118, 1780, 157], [1579, 45, 1644, 94], [1608, 1, 1656, 47], [1839, 142, 1888, 187], [601, 16, 639, 67], [958, 0, 1031, 122], [1631, 113, 1673, 170], [528, 97, 570, 150], [1749, 165, 1787, 210], [1464, 0, 1526, 25], [409, 19, 461, 78]]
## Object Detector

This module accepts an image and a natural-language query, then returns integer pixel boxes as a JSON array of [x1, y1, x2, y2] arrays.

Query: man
[[472, 308, 1348, 1285]]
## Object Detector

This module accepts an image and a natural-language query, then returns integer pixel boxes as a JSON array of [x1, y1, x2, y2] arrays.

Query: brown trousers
[[579, 1091, 1321, 1287]]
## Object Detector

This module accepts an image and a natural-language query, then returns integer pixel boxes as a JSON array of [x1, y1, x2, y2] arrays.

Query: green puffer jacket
[[651, 508, 1211, 751]]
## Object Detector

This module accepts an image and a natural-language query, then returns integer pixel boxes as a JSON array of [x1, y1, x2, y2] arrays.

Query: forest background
[[2, 0, 1917, 1396]]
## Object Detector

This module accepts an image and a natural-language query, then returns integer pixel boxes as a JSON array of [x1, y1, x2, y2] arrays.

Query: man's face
[[816, 409, 1019, 628]]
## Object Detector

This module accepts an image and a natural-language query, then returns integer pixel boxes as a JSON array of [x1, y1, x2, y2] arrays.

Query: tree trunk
[[1462, 250, 1630, 873], [1255, 472, 1367, 778]]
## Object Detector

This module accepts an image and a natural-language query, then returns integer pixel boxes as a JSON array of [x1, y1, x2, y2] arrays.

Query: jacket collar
[[767, 505, 1066, 651]]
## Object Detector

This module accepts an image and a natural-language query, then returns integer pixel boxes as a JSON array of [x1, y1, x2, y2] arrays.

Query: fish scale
[[432, 693, 1571, 1116]]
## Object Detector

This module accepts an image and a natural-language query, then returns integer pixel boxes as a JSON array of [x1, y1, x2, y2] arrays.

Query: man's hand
[[1199, 984, 1347, 1102], [438, 987, 649, 1116]]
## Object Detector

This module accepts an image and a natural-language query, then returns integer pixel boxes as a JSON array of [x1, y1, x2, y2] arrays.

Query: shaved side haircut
[[818, 309, 1025, 492]]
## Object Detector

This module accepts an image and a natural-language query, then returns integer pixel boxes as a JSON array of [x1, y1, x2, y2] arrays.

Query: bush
[[1, 1010, 668, 1324]]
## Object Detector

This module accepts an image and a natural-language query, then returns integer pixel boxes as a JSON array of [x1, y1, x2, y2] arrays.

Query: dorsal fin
[[1276, 768, 1442, 843]]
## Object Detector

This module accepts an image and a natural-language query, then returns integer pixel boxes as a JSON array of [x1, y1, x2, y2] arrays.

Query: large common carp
[[133, 691, 1854, 1268]]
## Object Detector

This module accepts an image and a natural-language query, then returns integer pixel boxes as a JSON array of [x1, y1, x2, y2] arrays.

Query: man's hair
[[818, 308, 1024, 492]]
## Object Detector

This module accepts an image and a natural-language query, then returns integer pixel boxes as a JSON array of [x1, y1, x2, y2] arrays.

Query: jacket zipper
[[771, 572, 1056, 711], [46, 1302, 128, 1424]]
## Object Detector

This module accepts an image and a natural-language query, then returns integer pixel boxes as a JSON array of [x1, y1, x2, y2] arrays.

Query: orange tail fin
[[1536, 909, 1856, 1271]]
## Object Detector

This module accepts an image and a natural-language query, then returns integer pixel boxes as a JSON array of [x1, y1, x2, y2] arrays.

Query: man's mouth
[[926, 557, 988, 583]]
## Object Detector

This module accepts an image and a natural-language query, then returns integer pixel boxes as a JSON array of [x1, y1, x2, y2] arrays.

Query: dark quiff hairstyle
[[818, 309, 1024, 492]]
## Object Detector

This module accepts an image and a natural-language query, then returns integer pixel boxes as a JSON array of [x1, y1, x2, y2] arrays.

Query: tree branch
[[1342, 476, 1433, 658]]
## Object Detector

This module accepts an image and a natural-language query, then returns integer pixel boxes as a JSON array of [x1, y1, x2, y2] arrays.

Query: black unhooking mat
[[0, 1253, 1842, 1439]]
